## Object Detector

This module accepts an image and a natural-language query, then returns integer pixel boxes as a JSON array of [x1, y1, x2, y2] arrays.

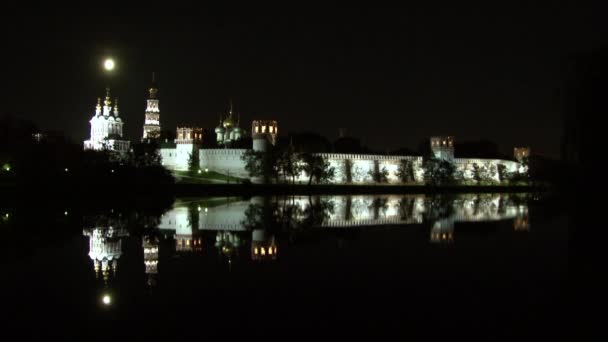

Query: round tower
[[251, 120, 278, 152], [430, 136, 454, 161]]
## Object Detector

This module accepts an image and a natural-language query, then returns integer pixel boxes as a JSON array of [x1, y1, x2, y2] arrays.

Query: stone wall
[[199, 149, 249, 178], [316, 153, 423, 184], [160, 147, 523, 184]]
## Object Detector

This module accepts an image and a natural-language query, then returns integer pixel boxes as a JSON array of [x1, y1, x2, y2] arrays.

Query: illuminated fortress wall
[[312, 154, 424, 184], [158, 123, 526, 183], [199, 149, 249, 178], [161, 147, 523, 184], [454, 158, 522, 182]]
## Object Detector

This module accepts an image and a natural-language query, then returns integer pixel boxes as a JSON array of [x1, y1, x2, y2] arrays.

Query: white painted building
[[83, 88, 130, 153], [142, 74, 161, 140]]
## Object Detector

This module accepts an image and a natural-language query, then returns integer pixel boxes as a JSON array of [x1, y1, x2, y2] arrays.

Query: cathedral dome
[[222, 117, 234, 128]]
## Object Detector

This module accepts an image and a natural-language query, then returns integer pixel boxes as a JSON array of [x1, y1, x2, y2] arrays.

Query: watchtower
[[430, 136, 454, 161], [251, 120, 278, 152]]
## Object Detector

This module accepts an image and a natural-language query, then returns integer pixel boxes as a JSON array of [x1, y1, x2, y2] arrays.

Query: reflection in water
[[252, 229, 277, 261], [83, 219, 129, 307], [83, 224, 128, 283], [81, 194, 532, 304], [143, 234, 159, 287]]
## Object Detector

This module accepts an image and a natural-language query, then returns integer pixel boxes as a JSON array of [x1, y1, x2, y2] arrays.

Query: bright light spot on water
[[102, 294, 111, 305]]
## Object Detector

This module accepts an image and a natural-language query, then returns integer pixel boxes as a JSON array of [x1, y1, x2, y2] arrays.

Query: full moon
[[104, 58, 115, 71]]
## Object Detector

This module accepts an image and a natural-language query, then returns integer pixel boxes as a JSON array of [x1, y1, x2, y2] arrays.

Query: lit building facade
[[160, 127, 203, 171], [142, 74, 161, 140], [83, 88, 130, 153]]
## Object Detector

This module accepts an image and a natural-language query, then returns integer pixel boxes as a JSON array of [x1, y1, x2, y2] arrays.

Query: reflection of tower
[[430, 136, 454, 161], [215, 231, 242, 267], [143, 73, 161, 141], [513, 205, 530, 231], [143, 234, 159, 287], [430, 219, 454, 244], [176, 235, 203, 252], [251, 229, 277, 261], [83, 225, 128, 283]]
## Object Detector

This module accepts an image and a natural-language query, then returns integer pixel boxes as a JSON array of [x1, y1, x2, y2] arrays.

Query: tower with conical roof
[[143, 73, 161, 140]]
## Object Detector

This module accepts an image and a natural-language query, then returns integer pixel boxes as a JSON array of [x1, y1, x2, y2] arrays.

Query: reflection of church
[[83, 224, 129, 306], [83, 225, 129, 283]]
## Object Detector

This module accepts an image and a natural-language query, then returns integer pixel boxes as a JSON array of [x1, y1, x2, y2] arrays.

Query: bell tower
[[143, 72, 161, 141]]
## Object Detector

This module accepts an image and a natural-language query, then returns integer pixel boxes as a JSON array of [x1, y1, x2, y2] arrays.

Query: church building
[[83, 88, 130, 153]]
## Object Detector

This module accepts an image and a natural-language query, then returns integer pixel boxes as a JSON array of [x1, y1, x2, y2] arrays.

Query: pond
[[0, 193, 568, 337]]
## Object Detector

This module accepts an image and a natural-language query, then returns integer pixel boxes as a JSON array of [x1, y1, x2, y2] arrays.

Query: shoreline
[[2, 181, 549, 197]]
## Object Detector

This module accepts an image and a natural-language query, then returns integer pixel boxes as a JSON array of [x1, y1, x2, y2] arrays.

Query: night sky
[[1, 5, 602, 158]]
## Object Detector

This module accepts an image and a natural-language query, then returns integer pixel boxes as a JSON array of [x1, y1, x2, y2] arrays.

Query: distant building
[[160, 127, 203, 170], [215, 102, 244, 146], [252, 119, 278, 152], [83, 88, 130, 153], [142, 73, 161, 141], [430, 136, 454, 161], [513, 147, 530, 162]]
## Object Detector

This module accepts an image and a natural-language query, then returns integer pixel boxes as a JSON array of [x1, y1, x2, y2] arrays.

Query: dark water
[[0, 193, 567, 338]]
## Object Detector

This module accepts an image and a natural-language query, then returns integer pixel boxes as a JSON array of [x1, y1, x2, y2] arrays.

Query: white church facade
[[83, 88, 130, 153]]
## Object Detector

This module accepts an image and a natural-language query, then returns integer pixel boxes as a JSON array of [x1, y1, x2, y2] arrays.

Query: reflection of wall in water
[[157, 195, 528, 232]]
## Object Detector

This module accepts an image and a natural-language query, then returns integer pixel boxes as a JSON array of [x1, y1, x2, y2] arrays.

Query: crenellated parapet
[[430, 136, 454, 161], [251, 120, 278, 152], [176, 127, 203, 144]]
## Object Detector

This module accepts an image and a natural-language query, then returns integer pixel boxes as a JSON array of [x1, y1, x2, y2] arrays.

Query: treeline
[[240, 143, 531, 185], [0, 116, 173, 190]]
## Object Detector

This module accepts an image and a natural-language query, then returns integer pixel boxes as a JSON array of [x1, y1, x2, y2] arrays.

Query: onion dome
[[222, 101, 235, 128]]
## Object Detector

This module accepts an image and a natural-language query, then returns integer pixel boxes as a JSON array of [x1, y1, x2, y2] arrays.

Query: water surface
[[0, 193, 568, 337]]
